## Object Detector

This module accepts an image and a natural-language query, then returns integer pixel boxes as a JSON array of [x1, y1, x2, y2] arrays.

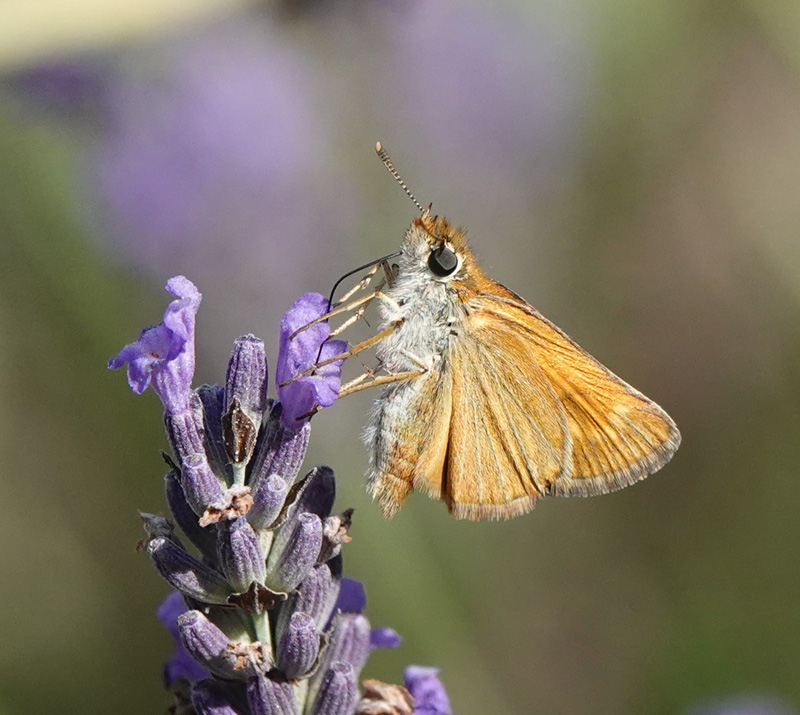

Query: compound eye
[[428, 245, 459, 277]]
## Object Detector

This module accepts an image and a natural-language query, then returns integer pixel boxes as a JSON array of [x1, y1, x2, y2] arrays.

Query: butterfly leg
[[339, 368, 426, 398], [329, 279, 387, 338], [333, 262, 382, 307], [280, 319, 404, 387], [289, 289, 384, 340]]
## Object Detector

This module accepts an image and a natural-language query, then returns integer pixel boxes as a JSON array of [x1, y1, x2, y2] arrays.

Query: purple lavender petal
[[108, 275, 201, 415], [157, 590, 187, 640], [334, 578, 366, 614], [276, 293, 346, 429], [404, 666, 452, 715], [165, 647, 210, 689], [370, 627, 402, 650]]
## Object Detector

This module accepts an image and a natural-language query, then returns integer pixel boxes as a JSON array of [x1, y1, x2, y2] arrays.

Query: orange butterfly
[[360, 144, 680, 520]]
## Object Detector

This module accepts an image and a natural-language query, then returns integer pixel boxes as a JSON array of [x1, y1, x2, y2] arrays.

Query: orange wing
[[445, 316, 571, 519], [467, 288, 681, 499]]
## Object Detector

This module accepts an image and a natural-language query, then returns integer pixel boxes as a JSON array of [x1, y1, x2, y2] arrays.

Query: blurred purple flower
[[91, 18, 357, 301], [374, 0, 588, 195], [404, 666, 452, 715], [7, 60, 109, 110], [108, 275, 200, 415], [276, 293, 346, 428]]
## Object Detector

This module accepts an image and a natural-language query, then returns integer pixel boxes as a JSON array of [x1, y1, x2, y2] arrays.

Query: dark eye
[[428, 245, 459, 277]]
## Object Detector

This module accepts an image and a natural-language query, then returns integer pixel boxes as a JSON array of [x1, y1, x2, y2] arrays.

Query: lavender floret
[[246, 675, 298, 715], [109, 276, 200, 416], [309, 662, 358, 715], [111, 277, 452, 713], [248, 473, 290, 530], [265, 512, 323, 593], [276, 611, 321, 679], [276, 293, 346, 428]]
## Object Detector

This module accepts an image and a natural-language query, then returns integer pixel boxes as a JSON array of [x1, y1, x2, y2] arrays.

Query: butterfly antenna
[[375, 141, 425, 215]]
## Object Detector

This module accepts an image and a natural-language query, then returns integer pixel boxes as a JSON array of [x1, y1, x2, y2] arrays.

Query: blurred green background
[[2, 0, 800, 713]]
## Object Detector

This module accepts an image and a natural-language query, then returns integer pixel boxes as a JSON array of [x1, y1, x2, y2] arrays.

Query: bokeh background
[[2, 1, 800, 713]]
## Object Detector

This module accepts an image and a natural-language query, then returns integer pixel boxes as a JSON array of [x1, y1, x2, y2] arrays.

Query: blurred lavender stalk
[[109, 276, 451, 714]]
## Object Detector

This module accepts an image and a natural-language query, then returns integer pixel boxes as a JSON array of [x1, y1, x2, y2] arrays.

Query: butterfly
[[358, 144, 680, 520]]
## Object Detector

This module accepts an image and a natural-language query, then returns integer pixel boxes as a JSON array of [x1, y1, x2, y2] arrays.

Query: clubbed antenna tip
[[374, 141, 425, 215]]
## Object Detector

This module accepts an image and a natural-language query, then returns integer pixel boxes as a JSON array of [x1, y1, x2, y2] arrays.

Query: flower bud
[[265, 512, 323, 593], [223, 335, 268, 466], [164, 469, 217, 560], [248, 402, 310, 492], [164, 392, 206, 461], [178, 611, 241, 680], [197, 384, 231, 478], [277, 612, 320, 680], [323, 613, 371, 676], [276, 561, 341, 641], [180, 452, 226, 517], [246, 674, 298, 715], [290, 466, 336, 519], [248, 473, 289, 530], [146, 536, 230, 604], [308, 662, 357, 715], [216, 517, 267, 593]]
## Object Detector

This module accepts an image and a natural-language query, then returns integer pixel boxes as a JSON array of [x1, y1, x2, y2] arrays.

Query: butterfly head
[[396, 210, 489, 299]]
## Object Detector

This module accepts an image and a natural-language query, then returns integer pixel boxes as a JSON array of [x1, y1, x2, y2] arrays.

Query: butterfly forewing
[[445, 315, 570, 519], [469, 287, 681, 498]]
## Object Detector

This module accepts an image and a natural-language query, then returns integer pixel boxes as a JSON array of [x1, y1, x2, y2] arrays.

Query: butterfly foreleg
[[339, 367, 426, 399], [333, 262, 382, 308], [329, 279, 387, 338], [280, 319, 404, 387], [289, 289, 383, 341]]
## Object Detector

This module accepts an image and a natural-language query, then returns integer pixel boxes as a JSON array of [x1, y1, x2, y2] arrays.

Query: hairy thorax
[[375, 246, 465, 375]]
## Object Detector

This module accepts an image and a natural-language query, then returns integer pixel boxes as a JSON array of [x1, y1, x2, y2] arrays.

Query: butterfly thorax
[[375, 218, 474, 374]]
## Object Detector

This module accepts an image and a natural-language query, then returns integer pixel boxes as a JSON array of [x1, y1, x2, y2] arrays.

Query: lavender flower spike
[[113, 278, 452, 713], [109, 276, 201, 415], [276, 293, 347, 429]]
